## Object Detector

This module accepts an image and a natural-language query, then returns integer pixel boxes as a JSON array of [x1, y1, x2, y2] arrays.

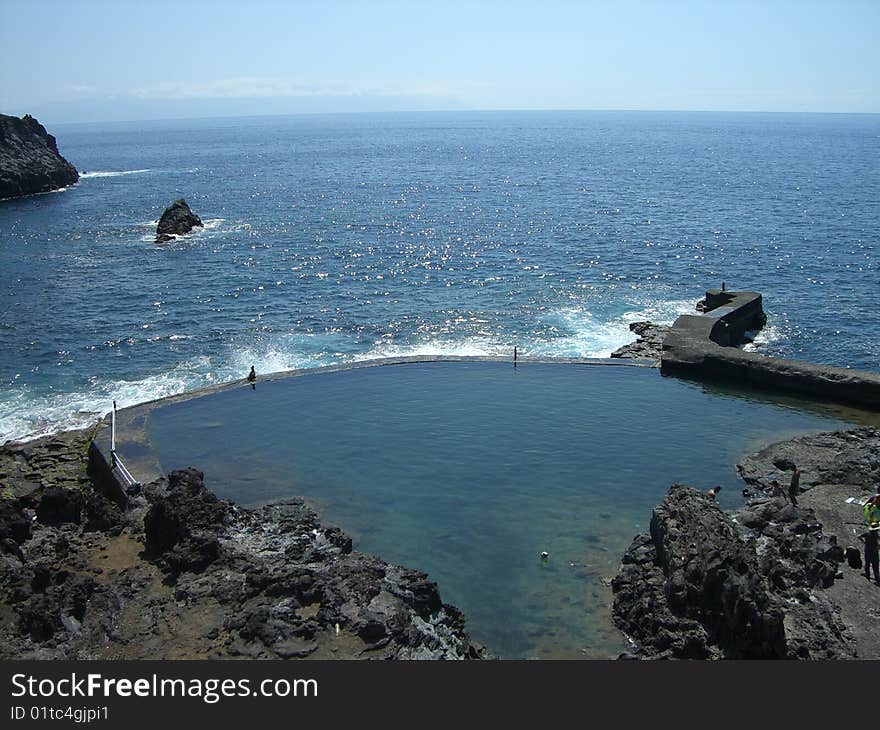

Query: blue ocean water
[[1, 111, 878, 442]]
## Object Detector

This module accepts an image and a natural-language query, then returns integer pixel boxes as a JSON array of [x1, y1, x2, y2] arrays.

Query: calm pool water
[[137, 362, 865, 658]]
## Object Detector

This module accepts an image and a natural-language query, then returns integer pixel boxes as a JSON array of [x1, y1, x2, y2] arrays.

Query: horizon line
[[43, 106, 880, 127]]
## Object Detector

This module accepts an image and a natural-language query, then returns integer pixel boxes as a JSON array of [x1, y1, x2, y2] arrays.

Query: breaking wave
[[79, 169, 151, 178], [0, 296, 701, 444]]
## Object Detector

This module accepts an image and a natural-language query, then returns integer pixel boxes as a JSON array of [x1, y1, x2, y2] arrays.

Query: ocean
[[1, 110, 878, 443]]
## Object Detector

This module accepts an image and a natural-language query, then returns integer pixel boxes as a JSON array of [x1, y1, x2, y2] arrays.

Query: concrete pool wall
[[661, 289, 880, 409]]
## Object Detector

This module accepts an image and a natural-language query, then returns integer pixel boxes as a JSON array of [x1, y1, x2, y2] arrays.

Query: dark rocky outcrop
[[610, 321, 670, 361], [737, 428, 880, 496], [735, 428, 880, 658], [612, 485, 855, 659], [0, 499, 31, 555], [0, 433, 482, 660], [144, 468, 227, 576], [30, 487, 83, 526], [155, 198, 202, 242], [0, 114, 79, 199]]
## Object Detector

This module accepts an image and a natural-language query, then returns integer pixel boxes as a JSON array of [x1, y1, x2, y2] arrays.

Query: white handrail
[[109, 400, 140, 488], [115, 458, 139, 487]]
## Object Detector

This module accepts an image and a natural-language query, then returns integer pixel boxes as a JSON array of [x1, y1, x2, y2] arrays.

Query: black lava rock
[[155, 198, 203, 241], [0, 114, 79, 199], [0, 499, 31, 549], [612, 484, 854, 659], [610, 321, 671, 361], [144, 468, 228, 576], [33, 487, 83, 526]]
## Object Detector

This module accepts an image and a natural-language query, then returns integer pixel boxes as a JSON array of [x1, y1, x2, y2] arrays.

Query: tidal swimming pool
[[131, 361, 872, 658]]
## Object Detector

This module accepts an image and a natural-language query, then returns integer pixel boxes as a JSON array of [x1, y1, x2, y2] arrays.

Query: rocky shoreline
[[610, 321, 670, 361], [612, 427, 880, 659], [0, 430, 482, 660], [0, 114, 79, 200]]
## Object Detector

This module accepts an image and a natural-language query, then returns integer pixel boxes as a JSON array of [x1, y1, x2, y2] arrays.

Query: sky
[[1, 0, 878, 123]]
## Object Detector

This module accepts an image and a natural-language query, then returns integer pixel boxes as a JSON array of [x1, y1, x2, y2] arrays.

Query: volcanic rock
[[612, 484, 854, 659], [143, 467, 227, 576], [0, 500, 31, 554], [155, 198, 203, 241], [31, 487, 83, 526], [610, 321, 670, 361], [737, 428, 880, 496], [0, 114, 79, 199]]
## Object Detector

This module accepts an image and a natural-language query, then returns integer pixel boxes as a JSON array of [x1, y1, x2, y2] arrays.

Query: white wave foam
[[0, 349, 260, 444], [533, 298, 697, 359], [0, 297, 699, 443], [140, 218, 226, 243], [0, 357, 211, 444], [79, 169, 151, 179], [743, 322, 785, 352], [356, 336, 505, 361], [229, 344, 320, 375], [532, 309, 627, 359], [621, 298, 699, 327], [1, 331, 514, 443]]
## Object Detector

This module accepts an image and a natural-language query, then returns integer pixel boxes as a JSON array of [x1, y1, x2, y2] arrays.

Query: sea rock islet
[[155, 198, 203, 242]]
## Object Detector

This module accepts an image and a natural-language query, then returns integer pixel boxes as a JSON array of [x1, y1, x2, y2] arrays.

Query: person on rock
[[707, 486, 722, 499], [769, 480, 786, 500], [864, 498, 880, 527], [860, 523, 880, 584], [788, 465, 800, 506], [247, 365, 256, 390]]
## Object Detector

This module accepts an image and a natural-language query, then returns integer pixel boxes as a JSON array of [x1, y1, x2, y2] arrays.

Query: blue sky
[[1, 0, 877, 122]]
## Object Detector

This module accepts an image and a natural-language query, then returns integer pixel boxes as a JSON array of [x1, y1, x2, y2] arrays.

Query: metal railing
[[110, 400, 140, 489]]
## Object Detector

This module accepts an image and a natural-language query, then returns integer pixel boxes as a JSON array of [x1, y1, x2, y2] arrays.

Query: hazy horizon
[[29, 107, 880, 131], [2, 0, 878, 124]]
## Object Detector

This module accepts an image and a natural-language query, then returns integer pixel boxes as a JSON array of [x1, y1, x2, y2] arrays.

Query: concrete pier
[[661, 289, 880, 409]]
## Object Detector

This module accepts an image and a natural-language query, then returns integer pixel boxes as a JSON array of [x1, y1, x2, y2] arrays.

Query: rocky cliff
[[0, 114, 79, 199]]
